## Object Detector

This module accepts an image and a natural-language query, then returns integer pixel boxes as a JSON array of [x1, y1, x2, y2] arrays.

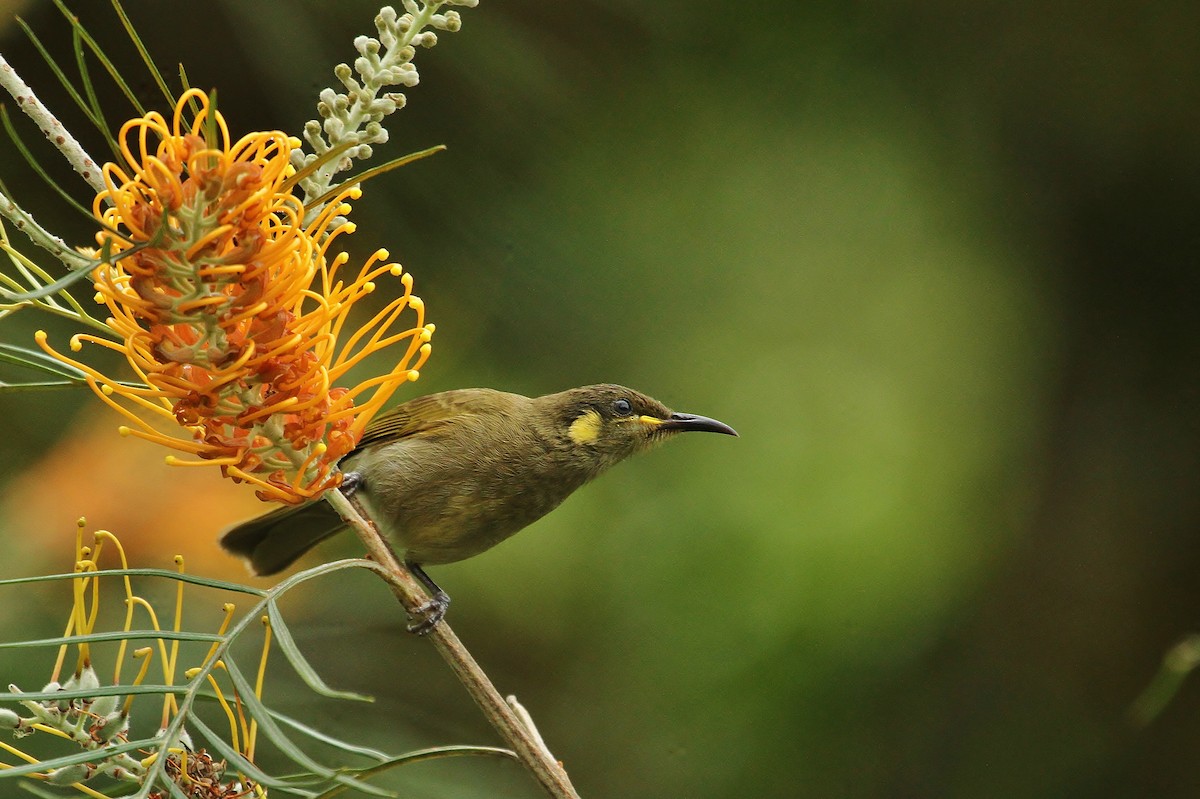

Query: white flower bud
[[324, 117, 345, 139], [75, 666, 100, 692], [90, 693, 118, 718], [95, 711, 129, 742]]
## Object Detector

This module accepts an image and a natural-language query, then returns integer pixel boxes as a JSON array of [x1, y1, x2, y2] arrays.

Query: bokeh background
[[1, 1, 1198, 797]]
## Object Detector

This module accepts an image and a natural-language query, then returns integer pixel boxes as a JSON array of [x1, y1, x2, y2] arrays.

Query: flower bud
[[46, 763, 89, 785]]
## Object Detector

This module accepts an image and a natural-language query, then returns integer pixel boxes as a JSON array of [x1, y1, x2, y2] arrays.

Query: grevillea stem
[[323, 489, 582, 799]]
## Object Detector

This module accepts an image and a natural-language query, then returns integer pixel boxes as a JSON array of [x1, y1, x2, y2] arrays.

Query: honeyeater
[[220, 383, 737, 630]]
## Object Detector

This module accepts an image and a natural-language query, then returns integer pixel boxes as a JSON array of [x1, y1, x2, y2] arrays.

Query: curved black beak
[[659, 412, 738, 437]]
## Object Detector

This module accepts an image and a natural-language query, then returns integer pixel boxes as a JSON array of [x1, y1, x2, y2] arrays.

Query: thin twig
[[0, 54, 99, 276], [322, 489, 582, 799], [0, 187, 91, 273], [0, 53, 105, 194]]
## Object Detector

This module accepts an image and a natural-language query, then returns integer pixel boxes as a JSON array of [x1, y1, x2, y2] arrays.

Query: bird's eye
[[612, 398, 633, 416]]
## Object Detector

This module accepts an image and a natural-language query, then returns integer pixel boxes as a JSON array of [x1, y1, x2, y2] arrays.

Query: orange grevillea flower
[[37, 89, 433, 503]]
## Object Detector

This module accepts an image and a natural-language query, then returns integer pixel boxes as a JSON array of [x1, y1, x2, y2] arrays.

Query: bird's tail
[[220, 501, 345, 576]]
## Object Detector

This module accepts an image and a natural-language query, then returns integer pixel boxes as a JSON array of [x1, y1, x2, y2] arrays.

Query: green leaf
[[0, 568, 269, 595], [51, 0, 146, 122], [185, 714, 305, 793], [109, 0, 175, 111], [0, 380, 92, 393], [0, 105, 95, 220], [310, 746, 519, 799], [282, 141, 361, 194], [14, 14, 105, 134], [267, 601, 374, 703], [220, 659, 393, 797], [71, 22, 113, 162], [0, 737, 149, 779], [303, 145, 447, 211], [0, 260, 94, 301], [15, 781, 78, 798], [0, 629, 223, 650], [0, 343, 87, 379], [0, 345, 148, 393], [265, 707, 390, 762], [160, 776, 194, 799], [0, 684, 187, 703]]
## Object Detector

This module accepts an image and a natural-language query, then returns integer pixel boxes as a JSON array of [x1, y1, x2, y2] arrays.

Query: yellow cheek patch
[[568, 409, 603, 445]]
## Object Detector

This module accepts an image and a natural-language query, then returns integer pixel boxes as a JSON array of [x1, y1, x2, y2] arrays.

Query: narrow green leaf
[[0, 684, 187, 703], [159, 775, 194, 799], [0, 342, 86, 378], [221, 658, 391, 797], [269, 558, 380, 589], [217, 658, 336, 780], [15, 781, 76, 799], [304, 145, 446, 210], [0, 629, 223, 649], [110, 0, 175, 111], [70, 23, 115, 163], [186, 714, 306, 793], [0, 105, 95, 219], [51, 0, 145, 120], [14, 15, 104, 132], [0, 380, 94, 392], [0, 261, 94, 301], [0, 736, 150, 779], [311, 747, 518, 799], [202, 89, 219, 151], [177, 63, 193, 96], [281, 141, 361, 194], [0, 568, 269, 594], [265, 707, 390, 762], [267, 602, 373, 703]]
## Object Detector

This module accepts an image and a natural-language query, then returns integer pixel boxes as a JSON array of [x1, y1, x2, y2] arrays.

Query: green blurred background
[[1, 1, 1198, 797]]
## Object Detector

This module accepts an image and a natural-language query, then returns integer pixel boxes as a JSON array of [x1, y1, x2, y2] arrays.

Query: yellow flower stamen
[[37, 88, 433, 503], [124, 648, 154, 716], [204, 665, 241, 755], [201, 604, 237, 668], [247, 614, 272, 762], [91, 530, 137, 683]]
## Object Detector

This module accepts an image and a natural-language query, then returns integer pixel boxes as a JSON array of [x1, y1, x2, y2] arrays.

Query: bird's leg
[[339, 471, 363, 496], [337, 472, 445, 633], [405, 560, 451, 635]]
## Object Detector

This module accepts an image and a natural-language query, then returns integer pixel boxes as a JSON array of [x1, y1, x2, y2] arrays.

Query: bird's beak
[[646, 412, 739, 437]]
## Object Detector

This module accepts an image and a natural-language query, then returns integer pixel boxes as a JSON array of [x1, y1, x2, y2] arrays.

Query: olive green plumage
[[219, 383, 737, 577]]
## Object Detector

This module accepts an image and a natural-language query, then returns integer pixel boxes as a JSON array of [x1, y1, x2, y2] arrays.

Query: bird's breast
[[344, 420, 592, 564]]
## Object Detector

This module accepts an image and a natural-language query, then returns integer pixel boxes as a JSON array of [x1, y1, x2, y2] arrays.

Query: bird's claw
[[406, 591, 450, 636], [339, 471, 363, 496]]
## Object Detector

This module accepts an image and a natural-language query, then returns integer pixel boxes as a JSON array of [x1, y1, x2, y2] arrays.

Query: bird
[[220, 383, 737, 631]]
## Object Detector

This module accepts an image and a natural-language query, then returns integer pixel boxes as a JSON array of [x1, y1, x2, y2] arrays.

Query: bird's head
[[539, 383, 737, 471]]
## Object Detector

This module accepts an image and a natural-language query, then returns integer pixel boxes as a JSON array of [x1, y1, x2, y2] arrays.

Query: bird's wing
[[350, 390, 485, 454]]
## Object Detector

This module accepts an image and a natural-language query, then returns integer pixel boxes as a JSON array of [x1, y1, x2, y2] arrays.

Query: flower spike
[[37, 89, 433, 503]]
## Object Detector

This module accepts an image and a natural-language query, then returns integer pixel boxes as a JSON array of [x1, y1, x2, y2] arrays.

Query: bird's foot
[[339, 471, 363, 496], [403, 560, 450, 635], [406, 591, 450, 635]]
